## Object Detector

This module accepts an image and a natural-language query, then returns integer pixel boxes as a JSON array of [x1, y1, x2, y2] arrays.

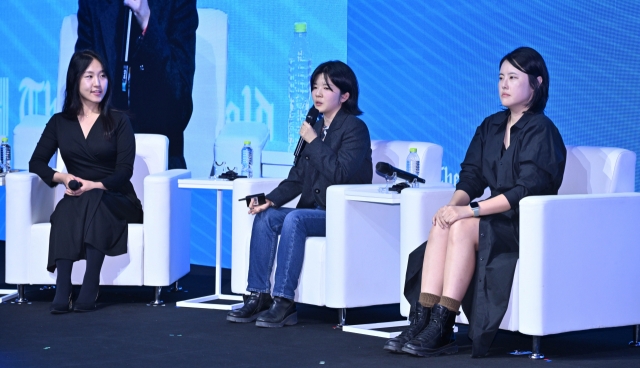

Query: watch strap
[[469, 202, 480, 217]]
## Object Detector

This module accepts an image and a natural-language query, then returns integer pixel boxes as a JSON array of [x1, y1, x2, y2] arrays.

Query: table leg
[[176, 188, 243, 310], [215, 189, 222, 296]]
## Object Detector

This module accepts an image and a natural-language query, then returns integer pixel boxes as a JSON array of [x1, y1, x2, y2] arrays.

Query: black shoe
[[50, 293, 72, 314], [255, 296, 297, 328], [74, 289, 100, 313], [402, 304, 458, 357], [227, 292, 273, 323], [383, 302, 431, 353]]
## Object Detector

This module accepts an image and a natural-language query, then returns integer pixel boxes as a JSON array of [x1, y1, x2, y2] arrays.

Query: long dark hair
[[500, 47, 550, 114], [310, 60, 363, 116], [62, 50, 115, 138]]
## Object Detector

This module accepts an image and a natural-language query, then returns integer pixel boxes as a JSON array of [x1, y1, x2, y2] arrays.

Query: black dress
[[29, 111, 143, 272], [404, 110, 566, 357]]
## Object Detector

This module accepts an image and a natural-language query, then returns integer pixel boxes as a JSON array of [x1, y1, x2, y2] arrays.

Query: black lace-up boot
[[226, 292, 273, 322], [402, 304, 458, 357], [383, 302, 431, 353], [255, 296, 297, 328]]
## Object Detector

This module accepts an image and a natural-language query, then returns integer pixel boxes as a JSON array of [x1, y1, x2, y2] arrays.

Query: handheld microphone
[[375, 162, 426, 183], [293, 106, 320, 165], [238, 193, 266, 207], [68, 180, 83, 191]]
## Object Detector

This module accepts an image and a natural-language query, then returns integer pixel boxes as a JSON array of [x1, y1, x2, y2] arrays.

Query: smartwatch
[[469, 202, 480, 217]]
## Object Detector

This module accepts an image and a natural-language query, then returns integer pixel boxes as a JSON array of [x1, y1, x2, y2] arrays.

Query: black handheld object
[[238, 193, 266, 207], [68, 180, 83, 191], [375, 162, 426, 183], [293, 106, 320, 165]]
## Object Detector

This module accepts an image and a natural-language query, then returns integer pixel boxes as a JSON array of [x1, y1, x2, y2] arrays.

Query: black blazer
[[75, 0, 198, 162], [267, 109, 373, 209]]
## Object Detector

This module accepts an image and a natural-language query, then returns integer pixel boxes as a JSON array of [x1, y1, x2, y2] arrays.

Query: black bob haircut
[[310, 60, 362, 116], [500, 47, 550, 114], [63, 49, 116, 138]]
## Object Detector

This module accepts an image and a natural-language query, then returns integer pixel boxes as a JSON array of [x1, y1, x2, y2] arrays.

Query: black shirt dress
[[404, 110, 566, 357], [29, 111, 143, 272]]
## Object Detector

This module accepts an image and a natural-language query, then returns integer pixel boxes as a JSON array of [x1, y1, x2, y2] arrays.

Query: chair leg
[[147, 286, 164, 306], [529, 336, 544, 360], [629, 325, 640, 347], [337, 308, 346, 328], [166, 281, 184, 293], [11, 285, 29, 304]]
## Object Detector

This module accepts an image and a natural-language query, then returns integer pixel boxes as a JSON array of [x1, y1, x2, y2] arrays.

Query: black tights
[[53, 245, 105, 306]]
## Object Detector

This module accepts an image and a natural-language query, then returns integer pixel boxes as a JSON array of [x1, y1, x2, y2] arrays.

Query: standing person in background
[[75, 0, 198, 169]]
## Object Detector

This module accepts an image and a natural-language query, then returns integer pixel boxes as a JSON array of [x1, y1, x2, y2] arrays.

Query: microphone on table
[[68, 180, 83, 190], [293, 106, 320, 166], [375, 162, 426, 184]]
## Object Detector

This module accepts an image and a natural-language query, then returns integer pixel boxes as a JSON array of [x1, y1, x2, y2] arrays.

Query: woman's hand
[[64, 178, 107, 197], [299, 121, 318, 143], [248, 199, 273, 215], [432, 205, 474, 228], [65, 177, 93, 196], [124, 0, 151, 29]]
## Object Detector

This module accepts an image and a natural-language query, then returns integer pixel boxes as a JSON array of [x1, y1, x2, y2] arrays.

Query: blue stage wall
[[0, 1, 638, 269], [348, 0, 640, 189]]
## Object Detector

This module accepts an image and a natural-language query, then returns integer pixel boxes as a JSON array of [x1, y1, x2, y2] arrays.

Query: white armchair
[[5, 134, 192, 305], [231, 140, 444, 324], [400, 145, 638, 358]]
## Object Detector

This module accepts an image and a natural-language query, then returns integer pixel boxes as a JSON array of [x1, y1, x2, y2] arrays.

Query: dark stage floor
[[1, 243, 640, 367]]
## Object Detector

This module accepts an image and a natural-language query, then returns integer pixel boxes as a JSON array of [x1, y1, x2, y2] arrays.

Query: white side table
[[176, 178, 244, 310], [341, 182, 454, 338]]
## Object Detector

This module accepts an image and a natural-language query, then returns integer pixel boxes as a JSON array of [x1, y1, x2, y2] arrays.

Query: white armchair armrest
[[143, 169, 192, 286], [325, 184, 402, 308], [519, 192, 640, 336], [5, 172, 56, 284]]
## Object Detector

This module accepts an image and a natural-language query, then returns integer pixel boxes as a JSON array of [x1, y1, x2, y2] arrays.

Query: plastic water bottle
[[241, 141, 253, 178], [406, 148, 420, 187], [287, 22, 312, 152], [1, 137, 11, 173]]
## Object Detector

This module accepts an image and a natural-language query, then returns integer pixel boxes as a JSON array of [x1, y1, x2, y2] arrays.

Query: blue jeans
[[246, 207, 326, 300]]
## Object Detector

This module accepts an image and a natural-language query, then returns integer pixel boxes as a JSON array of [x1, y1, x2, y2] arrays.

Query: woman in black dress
[[30, 50, 143, 314], [384, 47, 566, 358]]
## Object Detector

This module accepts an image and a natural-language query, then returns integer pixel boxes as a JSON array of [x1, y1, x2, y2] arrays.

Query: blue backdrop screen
[[0, 0, 638, 269], [349, 0, 640, 188]]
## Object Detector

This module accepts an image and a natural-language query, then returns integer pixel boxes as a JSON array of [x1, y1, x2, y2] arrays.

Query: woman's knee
[[282, 210, 304, 230], [447, 219, 479, 246], [253, 208, 281, 232]]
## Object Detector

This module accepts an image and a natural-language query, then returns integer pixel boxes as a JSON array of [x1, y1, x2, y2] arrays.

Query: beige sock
[[418, 293, 441, 308], [439, 295, 461, 313]]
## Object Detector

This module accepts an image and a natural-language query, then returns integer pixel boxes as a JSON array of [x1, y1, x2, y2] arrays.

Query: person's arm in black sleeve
[[265, 159, 305, 208], [75, 0, 93, 52], [303, 118, 371, 184], [456, 122, 489, 201], [29, 116, 60, 187], [100, 114, 137, 191], [502, 117, 566, 209], [135, 0, 197, 131]]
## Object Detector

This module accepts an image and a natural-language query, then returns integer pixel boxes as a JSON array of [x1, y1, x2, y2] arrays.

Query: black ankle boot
[[401, 304, 458, 357], [50, 293, 73, 314], [227, 292, 273, 323], [255, 296, 297, 328], [383, 302, 431, 353]]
